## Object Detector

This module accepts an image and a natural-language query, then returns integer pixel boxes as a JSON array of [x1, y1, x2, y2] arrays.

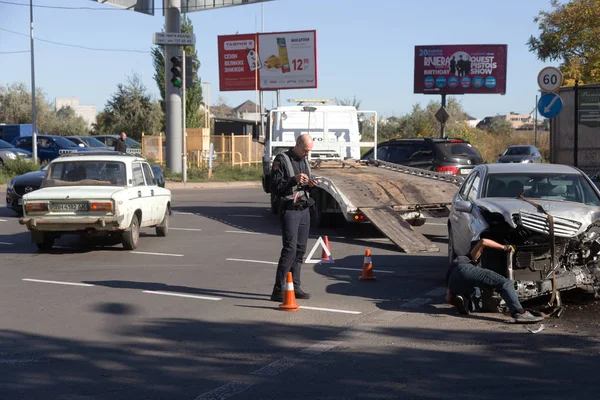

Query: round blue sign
[[472, 76, 484, 88], [485, 76, 497, 88], [424, 76, 434, 89], [460, 76, 471, 88], [537, 93, 563, 119], [435, 76, 447, 88], [448, 76, 459, 88]]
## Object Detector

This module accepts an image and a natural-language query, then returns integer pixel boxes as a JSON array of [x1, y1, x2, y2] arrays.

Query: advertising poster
[[414, 44, 507, 95], [218, 30, 317, 91], [578, 87, 600, 128]]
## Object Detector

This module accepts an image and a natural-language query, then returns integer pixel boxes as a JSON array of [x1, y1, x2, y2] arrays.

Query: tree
[[528, 0, 600, 85], [0, 82, 88, 135], [481, 116, 514, 136], [152, 14, 204, 130], [334, 96, 362, 109], [92, 74, 163, 140]]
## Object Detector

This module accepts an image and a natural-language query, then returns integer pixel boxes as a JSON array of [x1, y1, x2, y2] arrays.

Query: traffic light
[[170, 56, 183, 88], [185, 55, 198, 89]]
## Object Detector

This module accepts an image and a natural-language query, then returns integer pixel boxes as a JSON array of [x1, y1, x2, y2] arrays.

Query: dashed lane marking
[[170, 228, 203, 231], [0, 242, 13, 245], [225, 230, 263, 235], [130, 251, 184, 257], [228, 214, 262, 218], [330, 267, 394, 274], [143, 290, 222, 301], [22, 278, 94, 287], [300, 306, 362, 315], [172, 211, 195, 215], [0, 219, 7, 222], [227, 258, 278, 265]]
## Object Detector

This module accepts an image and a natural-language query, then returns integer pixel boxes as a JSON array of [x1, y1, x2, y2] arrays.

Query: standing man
[[270, 134, 318, 302], [115, 132, 127, 153]]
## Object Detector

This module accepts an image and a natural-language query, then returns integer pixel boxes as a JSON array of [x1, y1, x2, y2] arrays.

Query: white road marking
[[300, 306, 362, 315], [424, 222, 447, 226], [172, 211, 195, 215], [426, 287, 448, 297], [195, 381, 254, 400], [225, 230, 263, 235], [228, 214, 262, 218], [401, 297, 432, 308], [22, 278, 94, 287], [143, 290, 221, 301], [0, 219, 7, 222], [226, 258, 278, 265], [170, 227, 203, 231], [130, 251, 184, 257], [0, 242, 13, 245], [330, 267, 394, 274]]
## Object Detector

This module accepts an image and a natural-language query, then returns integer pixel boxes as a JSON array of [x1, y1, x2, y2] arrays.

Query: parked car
[[6, 156, 164, 216], [361, 138, 484, 176], [66, 136, 113, 150], [5, 165, 48, 215], [497, 145, 542, 163], [19, 152, 171, 251], [448, 163, 600, 303], [0, 139, 31, 163], [11, 135, 97, 163], [92, 135, 142, 155]]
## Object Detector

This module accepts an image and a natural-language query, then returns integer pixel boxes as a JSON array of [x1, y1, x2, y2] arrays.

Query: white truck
[[255, 100, 463, 253]]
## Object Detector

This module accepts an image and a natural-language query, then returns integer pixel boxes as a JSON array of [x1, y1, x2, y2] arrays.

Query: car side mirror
[[455, 200, 473, 213]]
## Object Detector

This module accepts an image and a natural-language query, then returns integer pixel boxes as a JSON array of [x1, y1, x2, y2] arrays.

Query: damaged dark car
[[448, 163, 600, 307]]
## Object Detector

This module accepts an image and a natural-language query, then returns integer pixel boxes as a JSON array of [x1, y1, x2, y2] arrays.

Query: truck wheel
[[122, 214, 140, 250], [270, 193, 279, 215], [35, 233, 55, 251], [156, 208, 169, 237]]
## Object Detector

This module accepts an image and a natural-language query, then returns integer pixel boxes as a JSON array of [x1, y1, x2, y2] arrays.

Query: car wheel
[[35, 233, 54, 251], [156, 208, 169, 237], [448, 228, 456, 264], [122, 214, 140, 250]]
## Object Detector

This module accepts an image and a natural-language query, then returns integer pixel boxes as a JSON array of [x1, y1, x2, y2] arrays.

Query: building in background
[[55, 97, 97, 129]]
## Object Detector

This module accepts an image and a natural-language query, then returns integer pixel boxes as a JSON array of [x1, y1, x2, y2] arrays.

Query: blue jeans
[[447, 262, 524, 316], [274, 207, 310, 290]]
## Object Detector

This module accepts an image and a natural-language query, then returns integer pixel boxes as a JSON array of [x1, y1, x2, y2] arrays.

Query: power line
[[0, 27, 150, 53], [0, 0, 238, 12], [0, 50, 29, 54]]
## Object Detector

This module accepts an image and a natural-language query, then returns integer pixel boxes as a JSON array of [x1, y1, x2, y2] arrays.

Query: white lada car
[[19, 152, 171, 251]]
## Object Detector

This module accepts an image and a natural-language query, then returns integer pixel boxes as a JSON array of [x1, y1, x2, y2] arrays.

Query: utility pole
[[259, 3, 265, 140], [165, 0, 183, 173], [182, 50, 187, 183], [534, 94, 538, 147], [30, 0, 38, 164]]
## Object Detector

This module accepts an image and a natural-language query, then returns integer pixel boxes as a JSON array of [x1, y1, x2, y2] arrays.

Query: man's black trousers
[[275, 207, 310, 290]]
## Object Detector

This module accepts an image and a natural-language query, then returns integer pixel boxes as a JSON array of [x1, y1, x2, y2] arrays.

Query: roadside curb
[[165, 181, 261, 190]]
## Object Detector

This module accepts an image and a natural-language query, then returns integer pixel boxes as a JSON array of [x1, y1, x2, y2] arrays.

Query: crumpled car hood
[[475, 198, 600, 237]]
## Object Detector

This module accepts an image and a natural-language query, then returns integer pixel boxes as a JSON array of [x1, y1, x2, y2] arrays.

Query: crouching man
[[446, 238, 544, 324]]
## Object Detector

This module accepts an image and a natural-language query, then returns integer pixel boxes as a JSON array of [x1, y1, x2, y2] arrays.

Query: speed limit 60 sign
[[538, 66, 563, 92]]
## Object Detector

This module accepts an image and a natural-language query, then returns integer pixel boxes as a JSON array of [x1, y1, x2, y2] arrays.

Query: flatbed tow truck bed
[[312, 160, 464, 253]]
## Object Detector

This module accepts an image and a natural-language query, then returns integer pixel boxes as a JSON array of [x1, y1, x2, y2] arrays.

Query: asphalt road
[[0, 187, 599, 400]]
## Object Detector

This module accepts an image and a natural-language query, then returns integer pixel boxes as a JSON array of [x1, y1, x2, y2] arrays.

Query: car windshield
[[125, 138, 141, 148], [0, 139, 14, 148], [484, 172, 600, 206], [81, 137, 109, 148], [53, 136, 80, 148], [42, 161, 127, 187], [504, 146, 530, 156]]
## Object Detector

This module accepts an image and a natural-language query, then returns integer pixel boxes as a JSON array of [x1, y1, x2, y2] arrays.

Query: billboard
[[182, 0, 273, 12], [414, 44, 507, 95], [91, 0, 154, 15], [218, 30, 317, 91]]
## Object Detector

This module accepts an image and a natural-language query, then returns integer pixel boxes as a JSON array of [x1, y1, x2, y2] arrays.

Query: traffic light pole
[[182, 50, 187, 183], [164, 0, 183, 173]]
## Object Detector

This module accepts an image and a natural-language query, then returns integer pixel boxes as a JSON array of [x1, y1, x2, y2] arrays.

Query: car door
[[141, 162, 162, 224], [131, 162, 154, 227], [37, 137, 56, 162], [450, 170, 482, 256]]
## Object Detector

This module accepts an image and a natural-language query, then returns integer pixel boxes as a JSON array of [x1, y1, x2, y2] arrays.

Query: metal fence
[[141, 131, 264, 167]]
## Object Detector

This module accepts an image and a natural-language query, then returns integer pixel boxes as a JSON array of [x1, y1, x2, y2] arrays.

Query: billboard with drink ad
[[218, 30, 317, 91], [413, 44, 507, 95]]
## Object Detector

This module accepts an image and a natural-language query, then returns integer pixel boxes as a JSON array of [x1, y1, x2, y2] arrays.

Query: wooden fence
[[141, 131, 264, 167]]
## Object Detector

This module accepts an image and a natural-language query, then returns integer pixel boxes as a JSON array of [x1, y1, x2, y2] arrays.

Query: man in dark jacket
[[446, 238, 544, 324], [115, 132, 127, 153], [269, 134, 318, 302]]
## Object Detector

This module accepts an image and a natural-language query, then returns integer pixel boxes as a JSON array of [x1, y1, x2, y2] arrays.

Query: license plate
[[460, 169, 472, 175], [51, 202, 89, 212], [17, 199, 22, 206]]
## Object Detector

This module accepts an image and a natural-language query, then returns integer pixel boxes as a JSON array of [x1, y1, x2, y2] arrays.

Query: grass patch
[[0, 158, 41, 185], [164, 163, 263, 182]]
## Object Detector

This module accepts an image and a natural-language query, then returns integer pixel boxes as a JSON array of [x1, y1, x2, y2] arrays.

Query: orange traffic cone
[[359, 249, 376, 280], [279, 272, 300, 311], [321, 236, 334, 264]]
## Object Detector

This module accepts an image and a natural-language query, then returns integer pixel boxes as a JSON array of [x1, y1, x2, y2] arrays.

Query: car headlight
[[6, 152, 17, 160], [521, 159, 531, 163], [7, 179, 14, 190]]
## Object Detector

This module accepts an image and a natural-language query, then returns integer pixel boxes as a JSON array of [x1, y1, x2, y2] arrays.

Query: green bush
[[1, 158, 40, 176]]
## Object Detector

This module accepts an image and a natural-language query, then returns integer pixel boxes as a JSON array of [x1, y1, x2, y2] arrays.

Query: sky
[[0, 0, 559, 120]]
